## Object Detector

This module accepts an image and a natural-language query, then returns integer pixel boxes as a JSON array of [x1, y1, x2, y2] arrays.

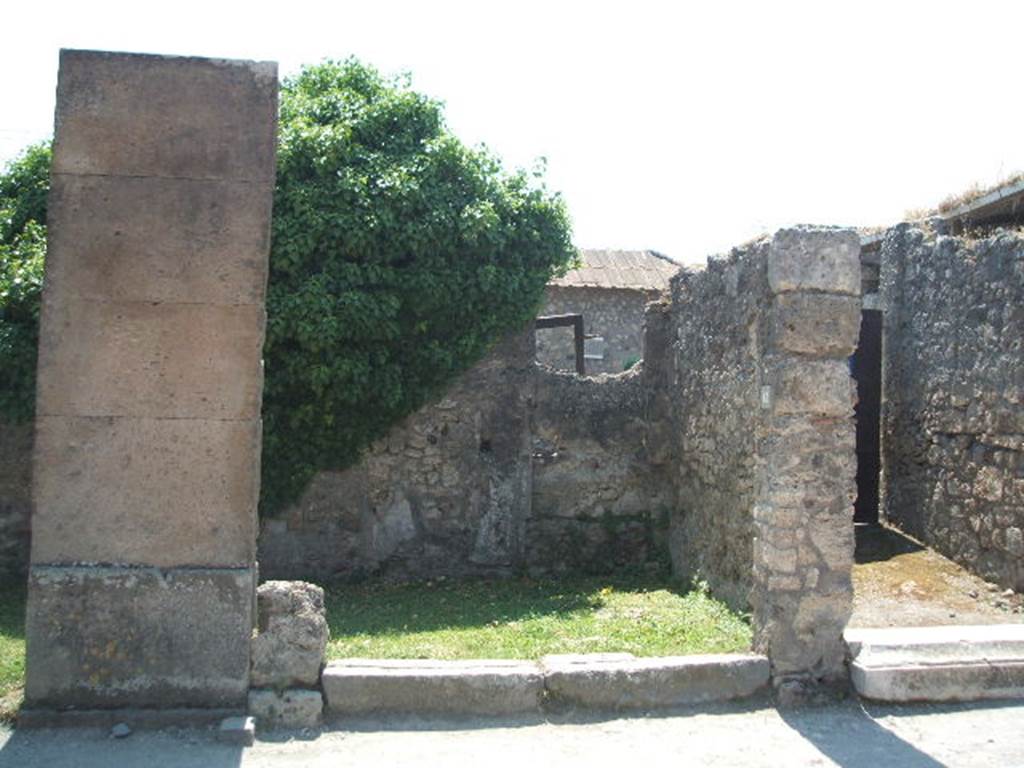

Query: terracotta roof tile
[[549, 249, 680, 291]]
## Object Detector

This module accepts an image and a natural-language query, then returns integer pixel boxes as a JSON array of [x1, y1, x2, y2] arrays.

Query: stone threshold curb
[[846, 625, 1024, 703], [322, 653, 769, 716]]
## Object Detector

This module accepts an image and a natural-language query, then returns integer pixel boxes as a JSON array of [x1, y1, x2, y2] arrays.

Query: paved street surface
[[1, 698, 1022, 767]]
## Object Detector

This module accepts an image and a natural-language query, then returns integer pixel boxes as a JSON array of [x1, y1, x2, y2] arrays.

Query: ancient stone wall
[[259, 321, 673, 580], [669, 245, 767, 608], [880, 223, 1024, 591], [5, 318, 673, 585], [528, 363, 671, 576], [25, 50, 277, 711], [259, 332, 535, 581], [536, 286, 658, 375], [670, 227, 861, 697], [0, 420, 32, 579]]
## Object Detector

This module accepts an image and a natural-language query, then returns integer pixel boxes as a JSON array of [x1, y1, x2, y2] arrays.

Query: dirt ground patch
[[850, 524, 1023, 628]]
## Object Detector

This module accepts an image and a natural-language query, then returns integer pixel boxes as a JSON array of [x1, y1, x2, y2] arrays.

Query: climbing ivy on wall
[[0, 59, 576, 515]]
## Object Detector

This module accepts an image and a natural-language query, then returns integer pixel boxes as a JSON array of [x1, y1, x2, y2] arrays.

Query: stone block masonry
[[672, 227, 860, 698], [880, 223, 1024, 591], [25, 50, 277, 712], [754, 228, 860, 698]]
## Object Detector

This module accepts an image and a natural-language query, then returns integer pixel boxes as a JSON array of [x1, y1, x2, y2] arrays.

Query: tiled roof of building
[[549, 249, 681, 291]]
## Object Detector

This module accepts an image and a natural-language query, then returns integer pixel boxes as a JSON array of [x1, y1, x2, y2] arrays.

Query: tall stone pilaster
[[25, 50, 277, 711], [751, 227, 861, 700]]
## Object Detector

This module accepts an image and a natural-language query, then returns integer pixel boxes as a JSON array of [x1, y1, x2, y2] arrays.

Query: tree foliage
[[262, 60, 574, 511], [0, 60, 576, 514], [0, 143, 49, 422]]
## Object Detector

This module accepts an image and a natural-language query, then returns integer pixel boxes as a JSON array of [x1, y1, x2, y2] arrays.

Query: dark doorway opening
[[851, 309, 882, 524]]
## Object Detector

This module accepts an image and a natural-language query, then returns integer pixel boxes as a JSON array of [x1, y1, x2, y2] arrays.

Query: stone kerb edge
[[320, 653, 770, 716]]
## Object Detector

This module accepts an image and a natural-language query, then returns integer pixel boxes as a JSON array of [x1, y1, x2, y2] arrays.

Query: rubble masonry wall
[[670, 227, 861, 694], [880, 224, 1024, 591]]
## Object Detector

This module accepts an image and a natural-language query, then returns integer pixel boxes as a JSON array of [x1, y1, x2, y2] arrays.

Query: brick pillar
[[751, 227, 861, 701], [24, 50, 277, 711]]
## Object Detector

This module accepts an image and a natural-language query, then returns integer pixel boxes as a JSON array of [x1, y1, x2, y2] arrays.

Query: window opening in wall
[[535, 313, 585, 375]]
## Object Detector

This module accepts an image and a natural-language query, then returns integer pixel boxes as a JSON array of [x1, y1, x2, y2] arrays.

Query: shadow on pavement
[[0, 727, 244, 768], [779, 702, 946, 768], [855, 524, 925, 565]]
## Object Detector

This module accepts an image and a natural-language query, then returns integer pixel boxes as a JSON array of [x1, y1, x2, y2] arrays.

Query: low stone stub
[[24, 566, 254, 709], [767, 227, 860, 296], [52, 50, 277, 182], [31, 415, 260, 568], [250, 581, 329, 689]]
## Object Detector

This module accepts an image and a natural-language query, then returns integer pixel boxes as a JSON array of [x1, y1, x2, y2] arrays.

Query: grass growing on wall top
[[324, 573, 751, 660]]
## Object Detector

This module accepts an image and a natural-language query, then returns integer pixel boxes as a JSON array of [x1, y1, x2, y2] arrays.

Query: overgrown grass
[[904, 170, 1024, 220], [0, 583, 25, 724], [325, 574, 751, 660]]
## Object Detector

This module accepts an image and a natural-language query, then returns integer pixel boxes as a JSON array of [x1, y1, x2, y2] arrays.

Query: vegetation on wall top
[[0, 59, 576, 515]]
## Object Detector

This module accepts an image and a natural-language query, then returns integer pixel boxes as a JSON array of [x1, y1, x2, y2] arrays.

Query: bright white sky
[[2, 0, 1022, 265]]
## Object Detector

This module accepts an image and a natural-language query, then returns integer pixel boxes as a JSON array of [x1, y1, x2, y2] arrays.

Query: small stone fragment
[[110, 722, 132, 739]]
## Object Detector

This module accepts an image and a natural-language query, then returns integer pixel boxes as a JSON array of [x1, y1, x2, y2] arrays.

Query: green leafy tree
[[263, 60, 574, 511], [0, 142, 50, 422], [0, 61, 575, 513]]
